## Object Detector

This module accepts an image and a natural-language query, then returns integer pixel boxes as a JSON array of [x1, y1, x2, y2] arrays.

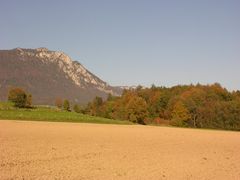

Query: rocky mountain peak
[[36, 47, 49, 52], [17, 48, 115, 92], [0, 48, 122, 105]]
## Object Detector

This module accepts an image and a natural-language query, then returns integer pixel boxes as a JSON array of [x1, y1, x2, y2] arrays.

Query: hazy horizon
[[1, 0, 239, 90]]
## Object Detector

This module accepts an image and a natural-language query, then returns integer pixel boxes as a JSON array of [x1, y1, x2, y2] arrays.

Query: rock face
[[0, 48, 122, 105]]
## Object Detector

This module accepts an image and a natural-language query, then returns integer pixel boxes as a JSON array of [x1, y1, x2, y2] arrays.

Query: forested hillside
[[85, 83, 240, 130]]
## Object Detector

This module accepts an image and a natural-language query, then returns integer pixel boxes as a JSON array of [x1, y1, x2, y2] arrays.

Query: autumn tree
[[171, 101, 191, 127], [126, 96, 149, 124], [111, 90, 136, 120], [197, 100, 240, 130], [55, 98, 63, 109], [85, 96, 103, 116], [26, 94, 32, 108], [101, 101, 115, 119], [8, 88, 28, 108], [111, 98, 128, 120], [180, 87, 206, 127]]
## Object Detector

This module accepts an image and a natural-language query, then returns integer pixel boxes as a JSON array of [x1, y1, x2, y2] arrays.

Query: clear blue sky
[[1, 0, 239, 90]]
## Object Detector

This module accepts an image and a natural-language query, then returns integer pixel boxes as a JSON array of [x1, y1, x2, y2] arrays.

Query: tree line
[[6, 84, 240, 131], [55, 98, 82, 112], [7, 88, 76, 112], [85, 83, 240, 130]]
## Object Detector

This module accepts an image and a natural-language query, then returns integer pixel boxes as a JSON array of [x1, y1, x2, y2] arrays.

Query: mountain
[[0, 48, 122, 105]]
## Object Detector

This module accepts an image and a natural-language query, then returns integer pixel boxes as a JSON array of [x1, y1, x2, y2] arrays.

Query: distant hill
[[0, 48, 122, 105]]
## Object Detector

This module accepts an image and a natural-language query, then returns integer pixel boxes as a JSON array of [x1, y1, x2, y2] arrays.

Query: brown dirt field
[[0, 120, 240, 180]]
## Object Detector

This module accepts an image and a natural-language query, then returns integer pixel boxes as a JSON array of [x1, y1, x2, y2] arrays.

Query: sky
[[0, 0, 240, 90]]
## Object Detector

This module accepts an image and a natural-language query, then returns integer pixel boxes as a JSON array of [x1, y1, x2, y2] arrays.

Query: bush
[[63, 99, 70, 111], [73, 104, 81, 113]]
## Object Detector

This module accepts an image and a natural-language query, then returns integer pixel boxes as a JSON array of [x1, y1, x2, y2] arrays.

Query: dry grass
[[0, 120, 240, 179]]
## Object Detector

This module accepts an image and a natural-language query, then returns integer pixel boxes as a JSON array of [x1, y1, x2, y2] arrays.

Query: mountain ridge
[[0, 47, 122, 105]]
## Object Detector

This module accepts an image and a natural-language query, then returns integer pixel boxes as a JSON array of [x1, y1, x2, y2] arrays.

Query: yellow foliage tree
[[126, 96, 148, 124], [171, 101, 191, 127]]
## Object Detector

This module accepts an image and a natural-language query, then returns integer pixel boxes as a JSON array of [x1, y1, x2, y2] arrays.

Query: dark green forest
[[85, 83, 240, 131]]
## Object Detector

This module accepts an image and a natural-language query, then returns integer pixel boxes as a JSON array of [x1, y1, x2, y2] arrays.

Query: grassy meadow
[[0, 102, 131, 125]]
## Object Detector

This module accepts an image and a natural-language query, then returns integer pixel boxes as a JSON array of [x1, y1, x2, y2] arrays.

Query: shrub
[[73, 104, 81, 113], [63, 99, 70, 111]]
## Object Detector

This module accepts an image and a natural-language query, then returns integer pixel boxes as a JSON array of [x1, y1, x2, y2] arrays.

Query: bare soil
[[0, 120, 239, 179]]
